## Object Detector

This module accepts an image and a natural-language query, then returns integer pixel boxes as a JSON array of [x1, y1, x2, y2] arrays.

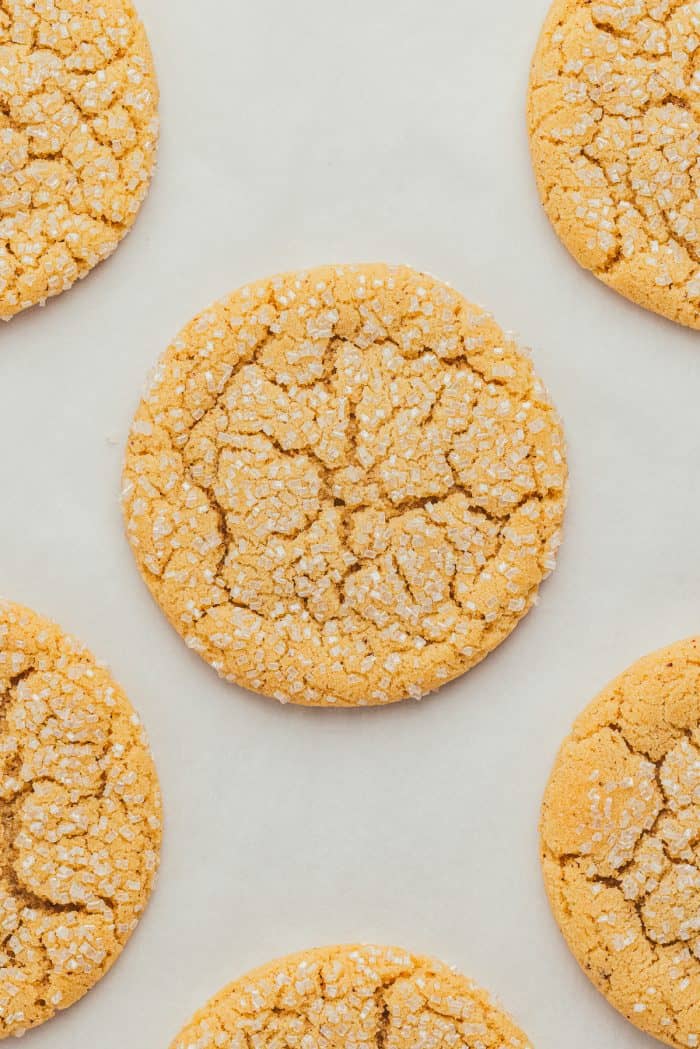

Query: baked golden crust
[[0, 0, 159, 320], [0, 600, 161, 1037], [170, 944, 534, 1049], [542, 637, 700, 1048], [529, 0, 700, 329], [123, 264, 567, 707]]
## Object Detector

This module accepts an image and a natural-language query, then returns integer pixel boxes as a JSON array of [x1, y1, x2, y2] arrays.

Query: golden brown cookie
[[0, 600, 161, 1037], [542, 637, 700, 1048], [123, 263, 567, 707], [170, 944, 534, 1049], [528, 0, 700, 329], [0, 0, 159, 321]]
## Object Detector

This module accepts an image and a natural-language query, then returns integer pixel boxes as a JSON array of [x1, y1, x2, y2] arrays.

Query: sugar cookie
[[0, 600, 161, 1036], [0, 0, 158, 320], [170, 944, 534, 1049], [542, 637, 700, 1048], [528, 0, 700, 328], [123, 264, 567, 707]]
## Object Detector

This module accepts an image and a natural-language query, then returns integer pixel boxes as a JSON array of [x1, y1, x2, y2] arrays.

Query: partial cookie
[[528, 0, 700, 329], [123, 263, 567, 707], [170, 944, 534, 1049], [0, 0, 159, 321], [542, 637, 700, 1049], [0, 600, 161, 1037]]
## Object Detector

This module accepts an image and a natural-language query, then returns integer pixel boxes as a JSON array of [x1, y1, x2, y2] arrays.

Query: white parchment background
[[1, 1, 698, 1046]]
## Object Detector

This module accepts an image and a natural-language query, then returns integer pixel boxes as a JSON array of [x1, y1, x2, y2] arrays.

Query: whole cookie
[[0, 0, 158, 321], [0, 600, 161, 1037], [528, 0, 700, 329], [123, 264, 567, 707], [542, 637, 700, 1048], [170, 944, 534, 1049]]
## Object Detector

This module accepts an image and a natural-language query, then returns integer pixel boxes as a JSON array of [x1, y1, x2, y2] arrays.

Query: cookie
[[541, 637, 700, 1048], [123, 263, 567, 707], [0, 0, 158, 321], [170, 943, 534, 1049], [0, 600, 161, 1037], [528, 0, 700, 329]]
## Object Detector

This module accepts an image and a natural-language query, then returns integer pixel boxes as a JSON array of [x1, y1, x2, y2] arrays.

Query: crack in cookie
[[169, 944, 534, 1049], [542, 637, 700, 1048], [528, 0, 700, 328], [0, 600, 161, 1037], [123, 264, 567, 707], [0, 0, 158, 320]]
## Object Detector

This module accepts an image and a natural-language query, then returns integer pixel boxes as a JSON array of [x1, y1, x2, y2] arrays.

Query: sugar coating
[[0, 0, 158, 321], [542, 637, 700, 1049], [528, 0, 700, 329], [122, 264, 567, 708], [0, 600, 161, 1037], [170, 944, 534, 1049]]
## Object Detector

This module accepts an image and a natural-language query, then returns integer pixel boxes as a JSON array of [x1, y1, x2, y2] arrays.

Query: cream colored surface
[[542, 639, 700, 1049], [0, 0, 158, 321], [529, 0, 700, 329], [170, 944, 533, 1049], [122, 264, 566, 707], [0, 601, 161, 1037], [1, 0, 699, 1046]]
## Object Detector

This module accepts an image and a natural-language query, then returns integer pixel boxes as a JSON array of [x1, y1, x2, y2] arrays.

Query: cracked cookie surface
[[528, 0, 700, 329], [0, 0, 158, 321], [170, 944, 534, 1049], [542, 637, 700, 1048], [123, 264, 567, 707], [0, 600, 161, 1037]]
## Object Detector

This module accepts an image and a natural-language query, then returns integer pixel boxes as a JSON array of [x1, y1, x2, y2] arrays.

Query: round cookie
[[0, 600, 161, 1037], [541, 637, 700, 1048], [170, 944, 534, 1049], [528, 0, 700, 329], [123, 263, 567, 707], [0, 0, 159, 321]]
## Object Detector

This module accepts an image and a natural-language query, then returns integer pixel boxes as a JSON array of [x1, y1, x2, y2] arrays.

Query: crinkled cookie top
[[170, 944, 534, 1049], [123, 264, 567, 707], [542, 636, 700, 1049], [0, 600, 161, 1037], [529, 0, 700, 328], [0, 0, 158, 320]]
